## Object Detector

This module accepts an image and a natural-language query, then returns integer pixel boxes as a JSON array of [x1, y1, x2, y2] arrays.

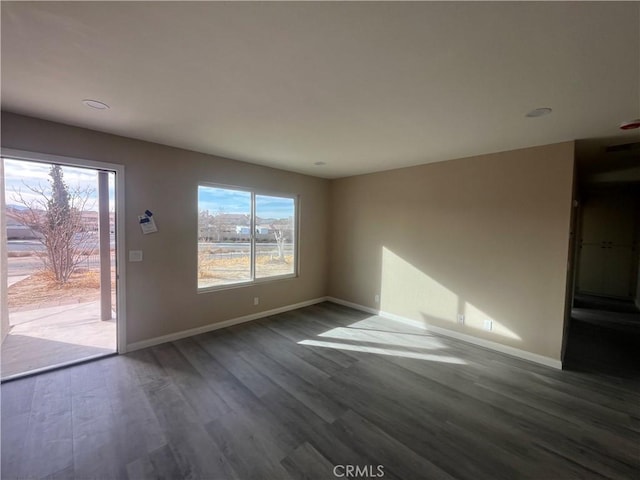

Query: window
[[198, 184, 297, 290]]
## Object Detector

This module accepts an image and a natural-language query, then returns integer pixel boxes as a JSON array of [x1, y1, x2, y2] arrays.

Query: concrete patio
[[1, 300, 116, 379]]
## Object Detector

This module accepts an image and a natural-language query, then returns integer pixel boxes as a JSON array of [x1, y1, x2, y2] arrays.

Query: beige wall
[[2, 111, 575, 360], [329, 142, 575, 360], [1, 112, 330, 345]]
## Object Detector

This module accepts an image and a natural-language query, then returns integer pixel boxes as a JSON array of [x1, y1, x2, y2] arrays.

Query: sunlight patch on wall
[[380, 247, 522, 342], [381, 247, 457, 322], [464, 302, 521, 340]]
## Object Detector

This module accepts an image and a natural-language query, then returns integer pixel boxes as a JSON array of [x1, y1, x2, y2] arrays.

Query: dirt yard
[[198, 254, 294, 287], [7, 269, 103, 311]]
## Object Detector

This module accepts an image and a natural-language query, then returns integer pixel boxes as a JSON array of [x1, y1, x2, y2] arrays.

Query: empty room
[[1, 2, 639, 479]]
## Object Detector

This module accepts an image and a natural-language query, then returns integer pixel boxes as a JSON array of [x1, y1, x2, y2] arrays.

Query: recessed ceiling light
[[314, 161, 326, 166], [525, 107, 552, 118], [619, 119, 640, 130], [82, 99, 110, 110]]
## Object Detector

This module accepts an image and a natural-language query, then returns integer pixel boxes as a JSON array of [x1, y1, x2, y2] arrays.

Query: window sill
[[197, 273, 298, 294]]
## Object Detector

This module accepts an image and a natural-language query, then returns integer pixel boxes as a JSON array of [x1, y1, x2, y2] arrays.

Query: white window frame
[[197, 182, 299, 292]]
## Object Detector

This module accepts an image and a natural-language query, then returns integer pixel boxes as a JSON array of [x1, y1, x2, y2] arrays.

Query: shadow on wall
[[379, 246, 522, 344]]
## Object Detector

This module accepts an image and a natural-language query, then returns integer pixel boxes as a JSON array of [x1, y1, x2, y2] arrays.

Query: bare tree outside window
[[10, 164, 95, 285], [198, 186, 296, 288], [270, 223, 289, 262]]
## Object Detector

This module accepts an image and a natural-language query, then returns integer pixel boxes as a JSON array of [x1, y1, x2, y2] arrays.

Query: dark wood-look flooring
[[564, 318, 640, 379], [2, 302, 639, 479]]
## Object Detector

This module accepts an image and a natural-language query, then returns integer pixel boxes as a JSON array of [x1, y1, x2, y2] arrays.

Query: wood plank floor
[[2, 302, 639, 479]]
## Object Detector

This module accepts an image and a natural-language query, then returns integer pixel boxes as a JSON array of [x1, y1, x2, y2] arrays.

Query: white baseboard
[[126, 295, 562, 370], [326, 296, 562, 369], [126, 297, 328, 352], [326, 296, 381, 316]]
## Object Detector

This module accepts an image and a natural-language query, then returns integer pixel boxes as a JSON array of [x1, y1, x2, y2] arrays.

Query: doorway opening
[[1, 151, 125, 380], [563, 140, 640, 378]]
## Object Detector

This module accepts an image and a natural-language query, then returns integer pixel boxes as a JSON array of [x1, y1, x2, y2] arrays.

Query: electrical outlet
[[253, 297, 259, 306], [483, 319, 493, 331], [457, 314, 465, 325], [374, 294, 380, 304]]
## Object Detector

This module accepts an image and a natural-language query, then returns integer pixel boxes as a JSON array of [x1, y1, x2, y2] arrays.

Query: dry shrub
[[73, 270, 101, 289], [198, 253, 293, 280], [198, 254, 249, 279], [32, 269, 100, 290]]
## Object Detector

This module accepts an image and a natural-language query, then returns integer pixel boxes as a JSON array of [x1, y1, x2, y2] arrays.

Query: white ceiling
[[2, 2, 639, 178]]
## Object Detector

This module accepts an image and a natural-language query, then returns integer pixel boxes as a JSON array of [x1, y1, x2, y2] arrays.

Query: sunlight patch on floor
[[299, 338, 467, 364], [318, 326, 448, 350]]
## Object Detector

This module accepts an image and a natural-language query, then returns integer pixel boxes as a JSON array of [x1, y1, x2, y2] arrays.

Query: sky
[[198, 186, 295, 219], [3, 158, 115, 212], [4, 158, 293, 219]]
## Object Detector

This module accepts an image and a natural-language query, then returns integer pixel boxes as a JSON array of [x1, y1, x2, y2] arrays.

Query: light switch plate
[[129, 250, 143, 262]]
